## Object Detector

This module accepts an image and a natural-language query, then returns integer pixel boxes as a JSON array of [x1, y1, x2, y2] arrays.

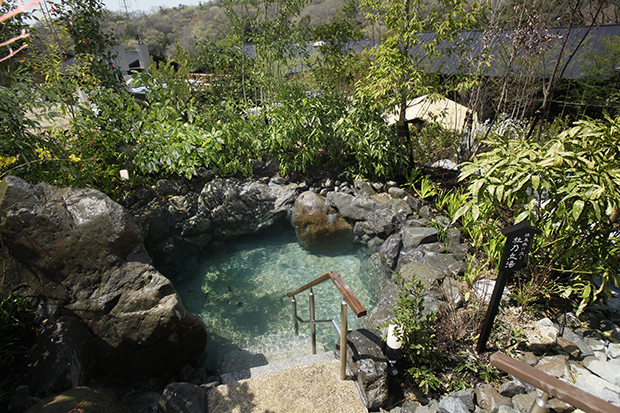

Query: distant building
[[113, 42, 156, 81], [408, 23, 620, 80]]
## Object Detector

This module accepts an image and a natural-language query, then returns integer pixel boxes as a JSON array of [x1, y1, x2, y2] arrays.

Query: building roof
[[245, 24, 620, 81], [385, 94, 479, 133], [407, 24, 620, 80]]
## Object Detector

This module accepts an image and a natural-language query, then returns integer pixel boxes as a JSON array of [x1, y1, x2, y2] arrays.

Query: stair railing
[[286, 270, 367, 380]]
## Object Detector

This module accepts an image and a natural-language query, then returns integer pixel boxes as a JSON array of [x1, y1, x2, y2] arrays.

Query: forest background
[[32, 0, 620, 59]]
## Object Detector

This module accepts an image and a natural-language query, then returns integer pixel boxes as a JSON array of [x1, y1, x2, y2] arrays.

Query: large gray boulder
[[290, 191, 353, 254], [475, 383, 513, 413], [402, 226, 439, 248], [439, 397, 470, 413], [336, 329, 389, 411], [199, 178, 299, 238], [326, 191, 388, 221], [353, 179, 377, 197], [29, 316, 90, 398], [363, 208, 402, 239], [0, 176, 207, 377], [380, 233, 402, 271], [398, 261, 446, 294]]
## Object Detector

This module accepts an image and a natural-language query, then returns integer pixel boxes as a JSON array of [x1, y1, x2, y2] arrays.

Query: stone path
[[207, 359, 368, 413]]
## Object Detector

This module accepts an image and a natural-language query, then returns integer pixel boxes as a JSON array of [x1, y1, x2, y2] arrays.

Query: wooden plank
[[285, 271, 367, 318], [327, 271, 367, 318], [286, 273, 331, 297], [490, 352, 620, 413]]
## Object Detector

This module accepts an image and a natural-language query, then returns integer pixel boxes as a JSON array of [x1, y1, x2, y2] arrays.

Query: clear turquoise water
[[170, 225, 378, 371]]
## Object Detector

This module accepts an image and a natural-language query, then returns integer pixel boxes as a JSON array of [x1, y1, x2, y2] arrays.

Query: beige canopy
[[385, 95, 478, 134]]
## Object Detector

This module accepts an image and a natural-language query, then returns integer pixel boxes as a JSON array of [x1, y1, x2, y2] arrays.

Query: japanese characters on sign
[[476, 222, 541, 353], [498, 223, 541, 273], [503, 233, 532, 271]]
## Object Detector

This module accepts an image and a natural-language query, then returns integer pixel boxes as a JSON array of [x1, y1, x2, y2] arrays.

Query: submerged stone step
[[218, 331, 329, 374], [220, 350, 336, 384]]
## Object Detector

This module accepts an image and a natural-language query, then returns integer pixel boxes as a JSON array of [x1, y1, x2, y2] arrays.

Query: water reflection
[[170, 226, 377, 371]]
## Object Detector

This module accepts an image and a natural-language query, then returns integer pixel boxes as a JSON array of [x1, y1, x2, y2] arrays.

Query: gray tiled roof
[[409, 24, 620, 80]]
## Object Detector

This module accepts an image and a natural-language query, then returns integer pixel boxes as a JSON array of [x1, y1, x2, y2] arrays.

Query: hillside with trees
[[95, 0, 620, 58], [29, 0, 367, 57]]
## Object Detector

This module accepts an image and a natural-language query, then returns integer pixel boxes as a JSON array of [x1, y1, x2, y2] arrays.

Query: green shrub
[[335, 97, 407, 179], [266, 88, 349, 175], [381, 273, 439, 390], [456, 114, 620, 313], [0, 285, 33, 405]]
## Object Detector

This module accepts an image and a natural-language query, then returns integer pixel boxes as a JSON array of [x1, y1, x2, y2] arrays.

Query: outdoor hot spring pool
[[169, 224, 380, 372]]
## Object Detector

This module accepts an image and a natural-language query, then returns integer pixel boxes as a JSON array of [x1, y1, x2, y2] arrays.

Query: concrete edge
[[220, 351, 336, 384]]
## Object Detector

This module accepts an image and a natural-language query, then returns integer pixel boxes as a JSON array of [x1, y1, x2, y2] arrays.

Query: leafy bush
[[0, 72, 41, 177], [130, 52, 264, 179], [64, 87, 143, 194], [0, 285, 33, 405], [266, 88, 349, 175], [384, 273, 502, 395], [435, 187, 468, 222], [381, 274, 439, 389], [135, 111, 263, 178], [0, 70, 86, 187], [335, 97, 407, 179], [456, 114, 620, 313], [409, 121, 460, 167]]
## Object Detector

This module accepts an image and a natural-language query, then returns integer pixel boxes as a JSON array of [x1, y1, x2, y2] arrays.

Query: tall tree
[[32, 0, 120, 89], [475, 0, 619, 128], [0, 0, 41, 71], [223, 0, 311, 105], [357, 0, 485, 162], [311, 0, 365, 95]]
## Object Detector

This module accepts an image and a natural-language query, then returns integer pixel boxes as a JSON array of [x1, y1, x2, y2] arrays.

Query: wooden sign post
[[476, 222, 541, 353]]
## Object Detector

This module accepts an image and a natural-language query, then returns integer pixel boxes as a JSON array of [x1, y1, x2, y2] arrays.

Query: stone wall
[[0, 176, 208, 392]]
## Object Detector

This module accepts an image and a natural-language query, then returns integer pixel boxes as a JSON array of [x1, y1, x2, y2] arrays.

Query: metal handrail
[[490, 352, 620, 413], [286, 270, 367, 380]]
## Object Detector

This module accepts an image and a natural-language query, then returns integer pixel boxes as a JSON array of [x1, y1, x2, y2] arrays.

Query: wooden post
[[490, 352, 620, 413], [476, 223, 540, 353]]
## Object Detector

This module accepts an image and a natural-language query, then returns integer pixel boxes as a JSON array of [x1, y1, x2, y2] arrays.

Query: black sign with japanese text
[[498, 222, 541, 273], [476, 222, 540, 353]]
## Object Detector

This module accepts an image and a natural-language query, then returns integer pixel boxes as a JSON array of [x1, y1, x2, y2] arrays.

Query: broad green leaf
[[487, 185, 495, 198], [592, 201, 601, 220], [452, 204, 469, 224], [538, 157, 556, 168], [560, 286, 572, 299], [572, 199, 585, 221], [590, 186, 604, 200], [532, 175, 540, 191], [471, 203, 480, 222], [472, 179, 484, 197], [514, 210, 530, 224], [582, 283, 591, 299], [496, 185, 505, 202], [606, 201, 617, 217]]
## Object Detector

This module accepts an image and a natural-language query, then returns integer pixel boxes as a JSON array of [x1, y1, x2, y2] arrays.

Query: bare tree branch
[[0, 28, 29, 48], [0, 0, 43, 62], [0, 42, 28, 62], [0, 0, 43, 23]]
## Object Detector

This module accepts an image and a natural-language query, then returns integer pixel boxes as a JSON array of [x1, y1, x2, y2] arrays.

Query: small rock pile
[[378, 310, 620, 413]]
